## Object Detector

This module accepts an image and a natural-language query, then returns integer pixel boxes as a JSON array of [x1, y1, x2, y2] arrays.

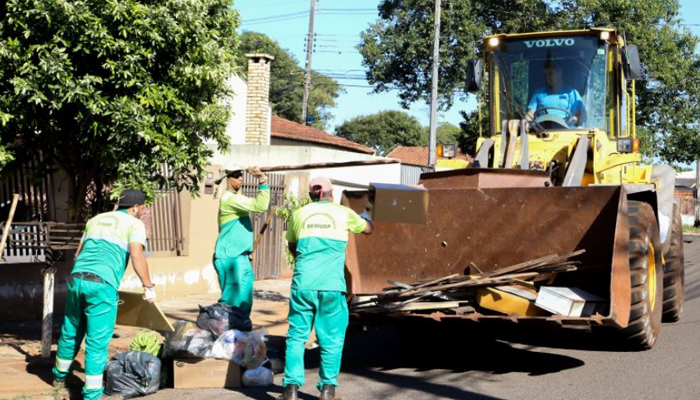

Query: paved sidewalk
[[0, 279, 293, 400]]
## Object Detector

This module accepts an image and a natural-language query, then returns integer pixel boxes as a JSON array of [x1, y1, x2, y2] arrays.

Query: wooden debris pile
[[349, 250, 585, 315]]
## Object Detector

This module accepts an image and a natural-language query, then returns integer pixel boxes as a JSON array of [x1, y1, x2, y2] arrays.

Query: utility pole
[[693, 158, 700, 226], [428, 0, 441, 167], [301, 0, 317, 125]]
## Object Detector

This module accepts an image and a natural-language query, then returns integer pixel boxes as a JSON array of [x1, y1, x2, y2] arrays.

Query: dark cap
[[116, 189, 146, 207]]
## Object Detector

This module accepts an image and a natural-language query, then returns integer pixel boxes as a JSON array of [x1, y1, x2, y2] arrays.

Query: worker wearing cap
[[52, 189, 156, 400], [213, 164, 270, 316], [280, 176, 373, 400]]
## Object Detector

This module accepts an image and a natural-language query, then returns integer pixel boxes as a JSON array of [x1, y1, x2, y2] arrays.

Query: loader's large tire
[[619, 201, 664, 350], [662, 204, 685, 322]]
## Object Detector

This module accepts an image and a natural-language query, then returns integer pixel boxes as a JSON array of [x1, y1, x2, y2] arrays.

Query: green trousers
[[214, 255, 254, 316], [283, 290, 349, 391], [53, 276, 118, 400]]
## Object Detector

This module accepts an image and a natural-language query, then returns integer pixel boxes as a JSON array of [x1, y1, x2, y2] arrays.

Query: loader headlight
[[617, 138, 633, 153], [488, 37, 500, 47], [600, 31, 611, 41]]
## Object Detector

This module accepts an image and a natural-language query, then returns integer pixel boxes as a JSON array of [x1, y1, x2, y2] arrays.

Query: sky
[[235, 0, 700, 133]]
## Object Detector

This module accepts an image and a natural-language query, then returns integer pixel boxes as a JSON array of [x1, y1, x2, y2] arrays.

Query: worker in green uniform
[[280, 176, 373, 400], [213, 164, 270, 316], [52, 189, 156, 400]]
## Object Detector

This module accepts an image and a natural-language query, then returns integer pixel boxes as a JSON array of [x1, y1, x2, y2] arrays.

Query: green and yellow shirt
[[72, 210, 147, 289], [286, 201, 367, 292], [214, 185, 270, 259]]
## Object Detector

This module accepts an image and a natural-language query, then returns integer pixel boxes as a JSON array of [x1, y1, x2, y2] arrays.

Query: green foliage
[[360, 0, 700, 164], [275, 192, 311, 268], [457, 110, 482, 157], [236, 31, 343, 130], [433, 121, 461, 146], [683, 224, 700, 233], [335, 110, 425, 155], [0, 0, 239, 218]]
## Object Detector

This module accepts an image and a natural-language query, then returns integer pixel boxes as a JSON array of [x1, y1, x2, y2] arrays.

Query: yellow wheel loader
[[343, 28, 684, 350]]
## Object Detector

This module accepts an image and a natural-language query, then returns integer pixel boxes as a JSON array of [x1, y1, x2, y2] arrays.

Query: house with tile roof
[[387, 145, 473, 167], [271, 115, 374, 154]]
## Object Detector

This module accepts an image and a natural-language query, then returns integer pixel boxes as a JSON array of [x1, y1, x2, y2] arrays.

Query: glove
[[360, 211, 372, 222], [247, 166, 268, 184], [143, 284, 157, 303]]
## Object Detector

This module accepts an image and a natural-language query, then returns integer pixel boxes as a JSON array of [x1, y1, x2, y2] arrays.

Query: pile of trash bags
[[104, 302, 277, 398], [163, 303, 275, 387]]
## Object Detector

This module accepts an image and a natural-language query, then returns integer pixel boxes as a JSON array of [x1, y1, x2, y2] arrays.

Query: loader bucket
[[342, 181, 631, 327]]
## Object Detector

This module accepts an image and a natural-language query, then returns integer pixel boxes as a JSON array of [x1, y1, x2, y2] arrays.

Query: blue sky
[[235, 0, 700, 132]]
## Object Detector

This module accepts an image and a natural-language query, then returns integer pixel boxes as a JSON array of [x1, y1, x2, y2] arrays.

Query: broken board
[[116, 291, 174, 332]]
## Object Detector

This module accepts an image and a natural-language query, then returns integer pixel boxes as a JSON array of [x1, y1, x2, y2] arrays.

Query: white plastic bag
[[242, 366, 274, 387], [208, 329, 267, 369], [208, 329, 240, 361]]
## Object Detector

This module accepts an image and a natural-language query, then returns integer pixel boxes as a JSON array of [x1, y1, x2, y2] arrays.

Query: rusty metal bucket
[[342, 171, 631, 327]]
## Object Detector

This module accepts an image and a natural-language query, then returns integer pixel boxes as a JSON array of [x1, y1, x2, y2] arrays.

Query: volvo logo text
[[524, 38, 575, 48]]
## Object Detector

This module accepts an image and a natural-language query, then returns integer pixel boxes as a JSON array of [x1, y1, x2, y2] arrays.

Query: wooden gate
[[242, 173, 285, 279]]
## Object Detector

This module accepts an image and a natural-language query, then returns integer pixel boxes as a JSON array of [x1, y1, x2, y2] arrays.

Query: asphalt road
[[148, 236, 700, 400]]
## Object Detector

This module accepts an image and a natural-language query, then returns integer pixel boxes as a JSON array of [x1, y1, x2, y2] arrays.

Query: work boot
[[52, 379, 69, 400], [319, 384, 341, 400], [277, 384, 299, 400]]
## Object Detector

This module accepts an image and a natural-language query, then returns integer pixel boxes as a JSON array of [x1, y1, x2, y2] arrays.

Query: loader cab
[[469, 29, 643, 179], [470, 29, 640, 136], [485, 31, 613, 133]]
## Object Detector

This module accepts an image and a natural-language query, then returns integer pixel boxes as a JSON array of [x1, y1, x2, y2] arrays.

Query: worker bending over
[[280, 176, 374, 400], [213, 164, 270, 316], [53, 189, 156, 400]]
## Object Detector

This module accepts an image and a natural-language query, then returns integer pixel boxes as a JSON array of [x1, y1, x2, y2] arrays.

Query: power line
[[242, 10, 309, 23]]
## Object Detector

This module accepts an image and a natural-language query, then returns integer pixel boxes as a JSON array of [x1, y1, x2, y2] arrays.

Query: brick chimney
[[245, 53, 274, 145]]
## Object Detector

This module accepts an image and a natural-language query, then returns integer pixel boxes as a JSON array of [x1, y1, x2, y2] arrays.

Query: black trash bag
[[104, 350, 161, 398], [262, 347, 285, 374], [163, 321, 214, 358], [196, 303, 252, 336]]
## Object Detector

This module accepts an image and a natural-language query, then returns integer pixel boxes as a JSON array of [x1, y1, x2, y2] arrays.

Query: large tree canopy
[[0, 0, 239, 218], [335, 110, 425, 156], [237, 31, 343, 130], [359, 0, 700, 163]]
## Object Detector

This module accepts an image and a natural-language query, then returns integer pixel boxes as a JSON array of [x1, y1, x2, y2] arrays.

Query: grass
[[683, 224, 700, 233]]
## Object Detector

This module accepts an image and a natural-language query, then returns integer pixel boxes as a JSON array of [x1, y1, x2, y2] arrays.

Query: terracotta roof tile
[[387, 146, 472, 166], [271, 115, 375, 154]]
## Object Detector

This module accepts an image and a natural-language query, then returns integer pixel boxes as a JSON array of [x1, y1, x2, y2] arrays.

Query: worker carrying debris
[[213, 164, 270, 316], [53, 189, 156, 400], [279, 176, 374, 400]]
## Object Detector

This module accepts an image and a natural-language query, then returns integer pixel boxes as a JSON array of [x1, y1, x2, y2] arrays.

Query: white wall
[[211, 74, 248, 146], [210, 144, 402, 200]]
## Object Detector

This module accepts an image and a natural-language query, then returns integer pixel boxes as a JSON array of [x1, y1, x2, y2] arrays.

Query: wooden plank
[[396, 272, 540, 298], [116, 291, 174, 332], [0, 194, 20, 256], [391, 301, 461, 311]]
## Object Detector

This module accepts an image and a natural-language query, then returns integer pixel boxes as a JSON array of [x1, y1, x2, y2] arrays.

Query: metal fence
[[0, 158, 54, 223], [242, 173, 285, 279], [147, 189, 186, 256], [400, 164, 434, 184], [674, 192, 696, 216]]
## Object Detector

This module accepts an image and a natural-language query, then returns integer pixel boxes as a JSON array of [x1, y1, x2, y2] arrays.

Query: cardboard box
[[173, 358, 241, 389], [535, 287, 604, 317], [116, 291, 174, 332], [369, 183, 428, 224]]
